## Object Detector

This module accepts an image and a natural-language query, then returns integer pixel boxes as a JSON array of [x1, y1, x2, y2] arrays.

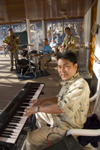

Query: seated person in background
[[59, 27, 75, 53], [58, 45, 66, 53], [75, 36, 80, 48], [40, 38, 52, 72], [49, 38, 57, 54], [21, 51, 90, 150]]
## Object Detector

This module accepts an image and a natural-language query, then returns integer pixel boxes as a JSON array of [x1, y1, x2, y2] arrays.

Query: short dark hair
[[8, 28, 12, 31], [65, 27, 70, 31], [44, 38, 48, 41], [57, 51, 77, 65]]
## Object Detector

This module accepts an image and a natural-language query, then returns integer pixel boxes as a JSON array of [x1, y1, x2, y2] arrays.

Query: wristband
[[35, 106, 39, 112]]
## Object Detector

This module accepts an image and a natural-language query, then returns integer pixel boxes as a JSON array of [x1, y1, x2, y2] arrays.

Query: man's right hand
[[30, 99, 46, 106]]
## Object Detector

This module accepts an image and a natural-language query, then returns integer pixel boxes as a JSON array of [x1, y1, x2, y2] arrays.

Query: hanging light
[[59, 9, 66, 15], [0, 18, 4, 23]]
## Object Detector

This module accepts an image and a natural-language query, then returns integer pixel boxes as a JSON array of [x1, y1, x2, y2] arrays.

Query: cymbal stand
[[34, 55, 41, 76], [23, 50, 37, 78]]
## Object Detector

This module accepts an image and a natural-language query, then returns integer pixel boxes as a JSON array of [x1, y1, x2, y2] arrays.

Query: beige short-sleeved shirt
[[62, 34, 75, 52], [3, 35, 18, 52], [53, 73, 90, 130]]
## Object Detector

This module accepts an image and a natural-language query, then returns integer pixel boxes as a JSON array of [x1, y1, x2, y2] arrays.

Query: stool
[[45, 58, 51, 68]]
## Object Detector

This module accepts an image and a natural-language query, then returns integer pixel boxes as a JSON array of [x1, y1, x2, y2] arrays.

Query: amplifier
[[43, 135, 83, 150]]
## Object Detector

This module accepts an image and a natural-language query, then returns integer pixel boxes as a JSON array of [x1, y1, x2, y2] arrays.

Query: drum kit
[[17, 44, 41, 77]]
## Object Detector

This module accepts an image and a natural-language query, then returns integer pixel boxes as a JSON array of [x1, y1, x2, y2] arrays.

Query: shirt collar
[[66, 35, 71, 38], [64, 72, 79, 85]]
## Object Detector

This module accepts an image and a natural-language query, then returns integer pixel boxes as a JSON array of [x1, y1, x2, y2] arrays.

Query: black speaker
[[43, 135, 83, 150]]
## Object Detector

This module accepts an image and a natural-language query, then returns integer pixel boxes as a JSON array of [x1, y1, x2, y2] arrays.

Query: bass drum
[[17, 59, 29, 66], [17, 59, 29, 74]]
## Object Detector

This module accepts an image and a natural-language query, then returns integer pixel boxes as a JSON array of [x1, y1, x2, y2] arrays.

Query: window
[[0, 25, 10, 45], [64, 19, 83, 44], [45, 19, 83, 45], [46, 20, 63, 44], [11, 23, 28, 45], [11, 23, 26, 32], [30, 21, 43, 44]]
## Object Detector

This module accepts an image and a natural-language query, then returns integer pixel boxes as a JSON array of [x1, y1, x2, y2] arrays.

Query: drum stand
[[28, 51, 42, 77], [34, 55, 41, 76], [23, 54, 37, 78]]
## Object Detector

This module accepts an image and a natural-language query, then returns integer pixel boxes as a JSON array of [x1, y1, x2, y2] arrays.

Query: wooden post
[[63, 19, 64, 40], [24, 0, 31, 50], [42, 19, 46, 39]]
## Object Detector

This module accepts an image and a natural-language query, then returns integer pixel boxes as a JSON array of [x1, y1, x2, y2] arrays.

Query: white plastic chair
[[66, 89, 100, 150]]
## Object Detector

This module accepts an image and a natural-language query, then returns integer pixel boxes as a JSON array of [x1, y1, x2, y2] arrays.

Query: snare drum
[[29, 50, 37, 56], [21, 50, 28, 57]]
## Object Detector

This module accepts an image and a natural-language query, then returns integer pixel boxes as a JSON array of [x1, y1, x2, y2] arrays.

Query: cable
[[47, 132, 70, 150]]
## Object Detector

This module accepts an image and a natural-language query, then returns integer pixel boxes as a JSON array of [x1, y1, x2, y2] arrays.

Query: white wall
[[93, 0, 100, 90], [94, 0, 100, 60], [84, 8, 91, 47], [84, 0, 100, 90]]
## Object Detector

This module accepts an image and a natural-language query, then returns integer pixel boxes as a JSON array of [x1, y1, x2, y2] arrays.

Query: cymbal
[[29, 53, 42, 57], [27, 44, 34, 46], [18, 47, 28, 50], [22, 44, 34, 46]]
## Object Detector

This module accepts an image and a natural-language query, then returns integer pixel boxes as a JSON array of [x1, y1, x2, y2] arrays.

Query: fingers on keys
[[24, 107, 32, 116]]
